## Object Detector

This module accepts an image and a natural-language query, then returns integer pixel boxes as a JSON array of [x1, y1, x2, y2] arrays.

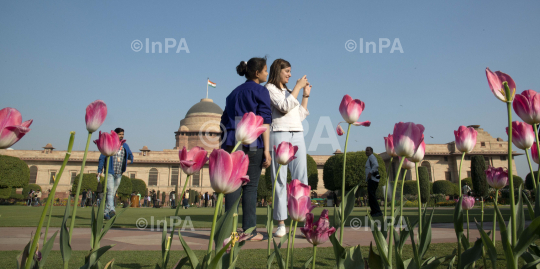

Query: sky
[[1, 1, 539, 177]]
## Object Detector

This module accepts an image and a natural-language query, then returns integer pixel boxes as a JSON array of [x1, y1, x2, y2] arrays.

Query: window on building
[[501, 156, 507, 161], [467, 171, 471, 177], [148, 168, 158, 186], [192, 170, 200, 186], [171, 166, 179, 186], [29, 166, 38, 184], [130, 173, 136, 179], [445, 171, 451, 181], [481, 142, 486, 147], [444, 157, 448, 162], [71, 172, 77, 184], [49, 171, 57, 184]]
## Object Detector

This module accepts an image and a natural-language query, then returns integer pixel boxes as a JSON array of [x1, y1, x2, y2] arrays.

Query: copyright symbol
[[131, 40, 143, 52], [136, 217, 148, 229], [345, 40, 357, 52], [350, 217, 362, 230]]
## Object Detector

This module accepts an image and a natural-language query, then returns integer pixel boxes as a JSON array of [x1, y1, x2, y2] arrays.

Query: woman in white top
[[265, 59, 311, 237]]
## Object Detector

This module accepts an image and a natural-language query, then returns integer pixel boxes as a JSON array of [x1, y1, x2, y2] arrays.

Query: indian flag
[[208, 79, 216, 88]]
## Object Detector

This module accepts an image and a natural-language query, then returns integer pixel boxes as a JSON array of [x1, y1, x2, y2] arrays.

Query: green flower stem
[[505, 85, 517, 248], [69, 132, 92, 243], [492, 191, 498, 243], [286, 220, 294, 269], [384, 157, 393, 219], [400, 170, 407, 229], [207, 192, 224, 263], [230, 213, 238, 266], [481, 198, 487, 269], [94, 157, 110, 249], [458, 152, 465, 197], [415, 162, 422, 238], [290, 220, 298, 269], [534, 124, 540, 187], [268, 164, 282, 258], [388, 157, 405, 267], [43, 198, 54, 242], [231, 141, 242, 153], [340, 123, 352, 244], [466, 210, 470, 241], [526, 150, 537, 190], [174, 175, 192, 217], [26, 132, 75, 269], [312, 245, 317, 269]]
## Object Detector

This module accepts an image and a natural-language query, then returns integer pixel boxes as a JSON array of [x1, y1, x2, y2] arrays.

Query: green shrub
[[131, 178, 147, 196], [117, 176, 132, 199], [323, 155, 338, 191], [526, 171, 539, 190], [512, 176, 524, 188], [71, 173, 99, 193], [471, 155, 488, 198], [0, 186, 11, 199], [10, 188, 24, 201], [330, 151, 387, 194], [23, 184, 42, 197], [433, 180, 455, 196], [418, 166, 431, 204], [0, 155, 30, 188], [307, 155, 318, 190], [402, 181, 418, 196]]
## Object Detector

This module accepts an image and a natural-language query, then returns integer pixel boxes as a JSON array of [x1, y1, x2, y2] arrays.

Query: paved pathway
[[0, 222, 511, 251]]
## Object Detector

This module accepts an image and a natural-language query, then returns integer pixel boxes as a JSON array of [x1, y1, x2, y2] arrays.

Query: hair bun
[[236, 61, 248, 76]]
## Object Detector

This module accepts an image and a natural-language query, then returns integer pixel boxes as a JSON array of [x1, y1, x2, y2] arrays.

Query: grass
[[0, 241, 534, 268], [0, 204, 524, 228]]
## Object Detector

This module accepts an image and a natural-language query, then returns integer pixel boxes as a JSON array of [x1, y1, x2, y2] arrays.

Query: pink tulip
[[485, 166, 508, 190], [454, 126, 478, 153], [462, 196, 475, 210], [533, 142, 539, 164], [85, 100, 107, 133], [235, 112, 267, 145], [300, 209, 336, 246], [223, 233, 250, 253], [486, 67, 516, 102], [336, 125, 344, 136], [288, 194, 317, 222], [179, 146, 209, 175], [506, 121, 535, 150], [513, 90, 540, 125], [209, 149, 250, 194], [288, 179, 311, 199], [392, 122, 425, 158], [93, 131, 125, 156], [384, 134, 398, 157], [400, 157, 416, 170], [274, 142, 298, 165], [407, 139, 425, 163], [338, 95, 371, 126], [0, 107, 33, 149]]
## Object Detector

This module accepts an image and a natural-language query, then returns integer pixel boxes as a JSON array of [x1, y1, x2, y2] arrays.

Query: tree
[[0, 155, 30, 188], [471, 155, 489, 198], [525, 171, 539, 190], [433, 180, 455, 196], [131, 178, 147, 196], [418, 166, 431, 204], [117, 176, 132, 199], [71, 173, 99, 193], [323, 155, 338, 191]]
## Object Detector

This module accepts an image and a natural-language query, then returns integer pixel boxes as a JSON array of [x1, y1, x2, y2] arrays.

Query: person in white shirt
[[265, 58, 311, 237]]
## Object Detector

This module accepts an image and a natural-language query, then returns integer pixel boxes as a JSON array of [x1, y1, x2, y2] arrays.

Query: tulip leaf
[[514, 214, 540, 258], [91, 205, 96, 249], [99, 207, 127, 243], [60, 197, 72, 265], [343, 186, 359, 225], [329, 233, 346, 269], [266, 205, 273, 240], [418, 208, 434, 260], [529, 244, 540, 257], [405, 217, 421, 269], [267, 232, 288, 267], [103, 258, 115, 269], [453, 197, 464, 243], [494, 203, 516, 269], [227, 255, 239, 269], [172, 257, 189, 269], [367, 214, 390, 267], [461, 234, 470, 250], [521, 259, 540, 269], [474, 219, 497, 269], [300, 256, 314, 269], [208, 240, 232, 269], [79, 244, 115, 269], [458, 237, 483, 269], [523, 192, 536, 221], [517, 185, 525, 239], [272, 238, 286, 269], [332, 205, 340, 229], [536, 185, 540, 219], [214, 194, 241, 255], [521, 251, 540, 264], [178, 231, 199, 269], [344, 244, 364, 269], [368, 242, 385, 269], [421, 253, 456, 269], [39, 230, 58, 268], [16, 236, 32, 269]]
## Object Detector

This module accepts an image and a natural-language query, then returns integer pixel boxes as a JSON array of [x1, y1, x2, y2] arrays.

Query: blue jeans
[[105, 174, 122, 215]]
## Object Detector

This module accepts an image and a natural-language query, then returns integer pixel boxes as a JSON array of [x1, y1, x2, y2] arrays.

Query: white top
[[265, 83, 309, 132]]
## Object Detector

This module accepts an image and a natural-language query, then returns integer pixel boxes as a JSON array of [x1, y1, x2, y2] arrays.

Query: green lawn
[[0, 204, 524, 228], [0, 241, 533, 268]]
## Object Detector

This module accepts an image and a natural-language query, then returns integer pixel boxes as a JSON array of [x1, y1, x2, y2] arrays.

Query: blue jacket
[[97, 143, 134, 175]]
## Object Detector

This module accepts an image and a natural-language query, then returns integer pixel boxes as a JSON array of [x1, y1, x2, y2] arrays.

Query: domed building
[[175, 98, 223, 150]]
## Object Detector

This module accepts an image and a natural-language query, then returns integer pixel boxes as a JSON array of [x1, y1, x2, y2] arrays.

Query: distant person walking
[[365, 147, 382, 217], [35, 190, 41, 206], [97, 128, 134, 220], [81, 189, 87, 208]]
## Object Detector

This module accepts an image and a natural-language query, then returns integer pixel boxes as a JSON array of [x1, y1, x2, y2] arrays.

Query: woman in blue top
[[220, 57, 272, 241]]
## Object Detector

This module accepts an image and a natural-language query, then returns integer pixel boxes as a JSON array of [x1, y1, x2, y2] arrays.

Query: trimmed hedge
[[471, 155, 489, 198], [323, 155, 338, 191], [402, 181, 418, 196], [117, 176, 132, 199], [418, 166, 431, 204], [131, 178, 147, 196], [0, 155, 30, 188], [433, 180, 455, 196], [0, 187, 11, 199], [526, 171, 539, 190], [71, 173, 99, 193]]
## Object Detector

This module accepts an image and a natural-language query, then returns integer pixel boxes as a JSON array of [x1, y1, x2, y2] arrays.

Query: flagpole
[[206, 77, 209, 99]]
